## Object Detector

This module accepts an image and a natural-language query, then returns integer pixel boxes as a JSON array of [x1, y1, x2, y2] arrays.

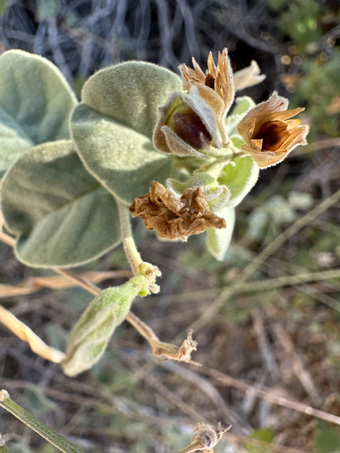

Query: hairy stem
[[117, 199, 161, 294], [117, 200, 142, 275], [0, 227, 196, 363], [56, 269, 197, 363]]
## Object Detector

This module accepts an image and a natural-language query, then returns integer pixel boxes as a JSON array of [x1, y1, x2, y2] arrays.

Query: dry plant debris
[[238, 91, 309, 168], [178, 422, 231, 453], [129, 181, 226, 240]]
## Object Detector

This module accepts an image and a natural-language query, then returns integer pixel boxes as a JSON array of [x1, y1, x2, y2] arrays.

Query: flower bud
[[153, 92, 220, 160], [154, 49, 238, 160], [165, 101, 212, 150]]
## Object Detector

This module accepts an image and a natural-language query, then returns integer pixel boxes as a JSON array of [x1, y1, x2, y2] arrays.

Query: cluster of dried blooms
[[178, 422, 231, 453], [129, 181, 225, 240], [130, 48, 309, 240]]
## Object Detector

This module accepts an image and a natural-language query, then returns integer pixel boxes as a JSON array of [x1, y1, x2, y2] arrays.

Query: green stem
[[0, 390, 83, 453], [116, 201, 161, 294], [117, 201, 142, 275], [199, 147, 247, 179]]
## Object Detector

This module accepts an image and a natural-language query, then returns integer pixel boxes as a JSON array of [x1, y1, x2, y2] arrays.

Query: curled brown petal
[[129, 181, 226, 240], [237, 91, 309, 168], [178, 422, 231, 453], [179, 48, 235, 144]]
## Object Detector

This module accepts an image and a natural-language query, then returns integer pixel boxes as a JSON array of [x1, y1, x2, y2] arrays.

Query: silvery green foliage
[[218, 155, 259, 208], [207, 207, 235, 261], [0, 51, 262, 268], [1, 141, 121, 267], [0, 50, 77, 174], [71, 61, 182, 204], [167, 172, 230, 211], [0, 49, 271, 376], [63, 275, 149, 377]]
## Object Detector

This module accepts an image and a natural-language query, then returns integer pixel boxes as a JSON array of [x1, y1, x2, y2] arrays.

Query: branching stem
[[117, 200, 161, 294], [0, 229, 197, 365]]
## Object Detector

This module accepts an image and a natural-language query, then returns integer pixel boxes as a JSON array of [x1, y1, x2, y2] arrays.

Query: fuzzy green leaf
[[71, 61, 181, 204], [232, 96, 256, 115], [167, 173, 217, 196], [62, 275, 149, 377], [0, 50, 77, 174], [1, 140, 121, 268], [206, 207, 235, 260], [225, 113, 244, 139], [81, 61, 182, 140], [218, 155, 259, 207], [225, 97, 255, 144], [71, 104, 173, 204]]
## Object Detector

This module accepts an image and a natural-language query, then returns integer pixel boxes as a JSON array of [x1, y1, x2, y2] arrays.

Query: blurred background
[[0, 0, 340, 451]]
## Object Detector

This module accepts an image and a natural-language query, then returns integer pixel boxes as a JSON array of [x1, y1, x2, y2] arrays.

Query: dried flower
[[153, 93, 216, 160], [153, 49, 237, 159], [129, 181, 226, 240], [234, 60, 266, 91], [178, 422, 231, 453], [179, 48, 235, 144], [151, 329, 198, 363], [237, 91, 309, 168]]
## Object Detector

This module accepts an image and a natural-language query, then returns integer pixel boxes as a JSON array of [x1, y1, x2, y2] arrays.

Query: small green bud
[[62, 275, 148, 377]]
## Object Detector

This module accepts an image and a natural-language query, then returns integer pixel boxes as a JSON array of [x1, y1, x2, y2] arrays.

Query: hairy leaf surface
[[207, 207, 235, 261], [0, 50, 77, 173], [63, 275, 149, 376], [71, 62, 182, 203], [219, 155, 259, 207], [1, 140, 120, 267]]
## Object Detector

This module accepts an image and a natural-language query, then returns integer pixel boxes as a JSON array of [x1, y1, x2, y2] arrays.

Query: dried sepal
[[129, 181, 226, 240], [234, 60, 266, 91], [137, 262, 162, 295], [179, 48, 235, 144], [178, 422, 231, 453], [237, 91, 309, 168], [151, 329, 198, 363]]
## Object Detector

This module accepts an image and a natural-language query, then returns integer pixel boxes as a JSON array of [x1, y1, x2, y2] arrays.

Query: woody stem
[[117, 200, 142, 275]]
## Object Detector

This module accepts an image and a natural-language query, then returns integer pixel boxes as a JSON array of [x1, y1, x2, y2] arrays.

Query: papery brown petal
[[255, 120, 289, 151], [238, 92, 288, 140], [286, 118, 302, 130], [249, 138, 263, 150], [237, 90, 309, 168], [244, 125, 309, 168], [129, 181, 226, 240], [179, 48, 235, 144], [234, 60, 266, 91], [194, 84, 225, 120], [272, 106, 305, 122], [207, 51, 217, 77], [192, 57, 206, 80], [149, 180, 183, 213]]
